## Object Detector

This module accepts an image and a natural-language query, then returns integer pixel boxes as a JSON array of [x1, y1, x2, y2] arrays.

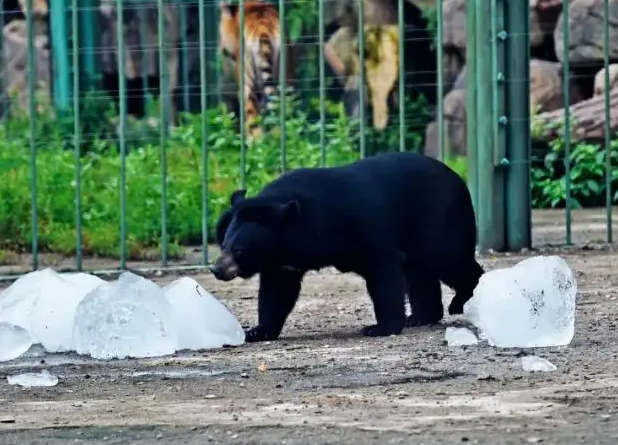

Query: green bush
[[531, 137, 618, 209], [0, 93, 432, 259]]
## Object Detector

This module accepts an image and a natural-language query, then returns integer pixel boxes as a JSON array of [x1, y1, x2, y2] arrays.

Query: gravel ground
[[0, 209, 618, 444]]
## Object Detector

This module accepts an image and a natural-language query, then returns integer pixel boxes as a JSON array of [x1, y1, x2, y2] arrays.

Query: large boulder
[[424, 59, 583, 157], [1, 19, 49, 114], [554, 0, 618, 63]]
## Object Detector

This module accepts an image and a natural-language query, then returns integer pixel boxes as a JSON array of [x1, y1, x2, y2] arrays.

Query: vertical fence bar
[[0, 1, 6, 121], [466, 0, 478, 216], [79, 0, 99, 90], [117, 0, 127, 269], [562, 0, 572, 245], [212, 1, 223, 108], [26, 0, 38, 270], [504, 0, 531, 250], [139, 7, 150, 112], [239, 0, 247, 189], [279, 0, 287, 172], [397, 0, 405, 152], [49, 0, 71, 111], [319, 0, 326, 166], [199, 0, 209, 264], [72, 0, 83, 271], [436, 0, 444, 160], [603, 0, 612, 243], [180, 4, 190, 113], [357, 0, 366, 158], [158, 0, 169, 266], [475, 0, 503, 251]]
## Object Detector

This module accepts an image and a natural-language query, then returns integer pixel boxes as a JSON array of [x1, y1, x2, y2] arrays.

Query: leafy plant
[[531, 137, 618, 209]]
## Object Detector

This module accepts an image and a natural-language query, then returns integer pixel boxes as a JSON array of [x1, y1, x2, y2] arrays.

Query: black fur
[[212, 152, 484, 342]]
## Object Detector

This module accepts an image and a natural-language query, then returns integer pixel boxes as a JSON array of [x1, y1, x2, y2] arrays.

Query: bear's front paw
[[244, 325, 280, 343], [360, 323, 403, 337]]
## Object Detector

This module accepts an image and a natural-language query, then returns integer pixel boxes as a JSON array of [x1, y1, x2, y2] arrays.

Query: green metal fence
[[0, 0, 615, 280]]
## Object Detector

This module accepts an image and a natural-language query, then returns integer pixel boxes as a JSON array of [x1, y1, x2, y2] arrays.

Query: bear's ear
[[279, 200, 301, 221], [230, 189, 247, 206], [220, 2, 239, 17]]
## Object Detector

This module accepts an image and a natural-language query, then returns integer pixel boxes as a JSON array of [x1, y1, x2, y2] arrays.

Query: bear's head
[[210, 189, 301, 281]]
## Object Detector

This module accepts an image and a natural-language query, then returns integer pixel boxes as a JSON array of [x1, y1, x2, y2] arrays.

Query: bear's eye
[[232, 247, 244, 258]]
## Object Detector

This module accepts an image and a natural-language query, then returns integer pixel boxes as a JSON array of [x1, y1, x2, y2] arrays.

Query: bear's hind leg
[[404, 263, 444, 327]]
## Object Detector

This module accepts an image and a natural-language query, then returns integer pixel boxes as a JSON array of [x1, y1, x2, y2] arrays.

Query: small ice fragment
[[464, 255, 577, 348], [520, 355, 557, 372], [444, 327, 478, 346], [72, 272, 178, 360], [163, 277, 245, 351], [0, 322, 33, 362], [7, 370, 59, 387]]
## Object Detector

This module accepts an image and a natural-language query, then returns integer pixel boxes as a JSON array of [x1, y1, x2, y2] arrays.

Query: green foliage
[[531, 137, 618, 209], [0, 93, 369, 259]]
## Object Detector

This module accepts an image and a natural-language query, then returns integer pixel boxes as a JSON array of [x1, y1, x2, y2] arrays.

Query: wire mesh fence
[[0, 0, 615, 279]]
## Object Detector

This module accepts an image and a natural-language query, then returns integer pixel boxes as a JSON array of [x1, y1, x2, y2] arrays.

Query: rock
[[555, 0, 618, 64], [0, 416, 15, 423], [534, 86, 618, 141], [593, 64, 618, 97], [423, 88, 466, 159], [1, 19, 50, 115], [530, 59, 583, 114], [424, 59, 583, 157]]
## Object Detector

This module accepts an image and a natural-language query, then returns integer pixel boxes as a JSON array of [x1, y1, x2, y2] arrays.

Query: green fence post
[[26, 0, 38, 270], [78, 0, 100, 90], [157, 0, 169, 266], [466, 0, 478, 218], [357, 0, 366, 158], [473, 0, 505, 252], [436, 0, 444, 160], [49, 0, 71, 111], [198, 0, 209, 264], [504, 0, 531, 250], [117, 0, 128, 269]]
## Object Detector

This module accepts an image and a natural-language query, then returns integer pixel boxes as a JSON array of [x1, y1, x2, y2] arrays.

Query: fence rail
[[0, 0, 615, 279]]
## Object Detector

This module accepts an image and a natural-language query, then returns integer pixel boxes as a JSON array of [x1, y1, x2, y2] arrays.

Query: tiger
[[218, 0, 294, 140]]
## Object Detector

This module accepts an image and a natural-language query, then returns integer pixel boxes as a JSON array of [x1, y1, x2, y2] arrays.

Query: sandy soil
[[0, 209, 618, 444]]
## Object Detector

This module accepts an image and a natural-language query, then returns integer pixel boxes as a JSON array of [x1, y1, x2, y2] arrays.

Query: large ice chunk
[[0, 322, 33, 362], [163, 277, 245, 350], [463, 255, 577, 348], [0, 269, 105, 353], [72, 272, 178, 360]]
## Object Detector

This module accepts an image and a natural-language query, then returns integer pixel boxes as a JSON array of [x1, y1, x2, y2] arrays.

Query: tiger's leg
[[244, 90, 262, 140]]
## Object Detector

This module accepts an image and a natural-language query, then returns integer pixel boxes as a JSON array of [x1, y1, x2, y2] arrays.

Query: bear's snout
[[210, 251, 240, 281]]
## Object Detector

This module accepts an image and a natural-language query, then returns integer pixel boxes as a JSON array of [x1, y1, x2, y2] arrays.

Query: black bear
[[210, 152, 484, 342]]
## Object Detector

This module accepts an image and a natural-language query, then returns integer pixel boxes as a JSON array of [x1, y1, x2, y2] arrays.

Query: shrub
[[531, 137, 618, 209]]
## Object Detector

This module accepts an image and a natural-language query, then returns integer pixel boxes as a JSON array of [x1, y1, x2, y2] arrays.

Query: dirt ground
[[1, 209, 618, 444]]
